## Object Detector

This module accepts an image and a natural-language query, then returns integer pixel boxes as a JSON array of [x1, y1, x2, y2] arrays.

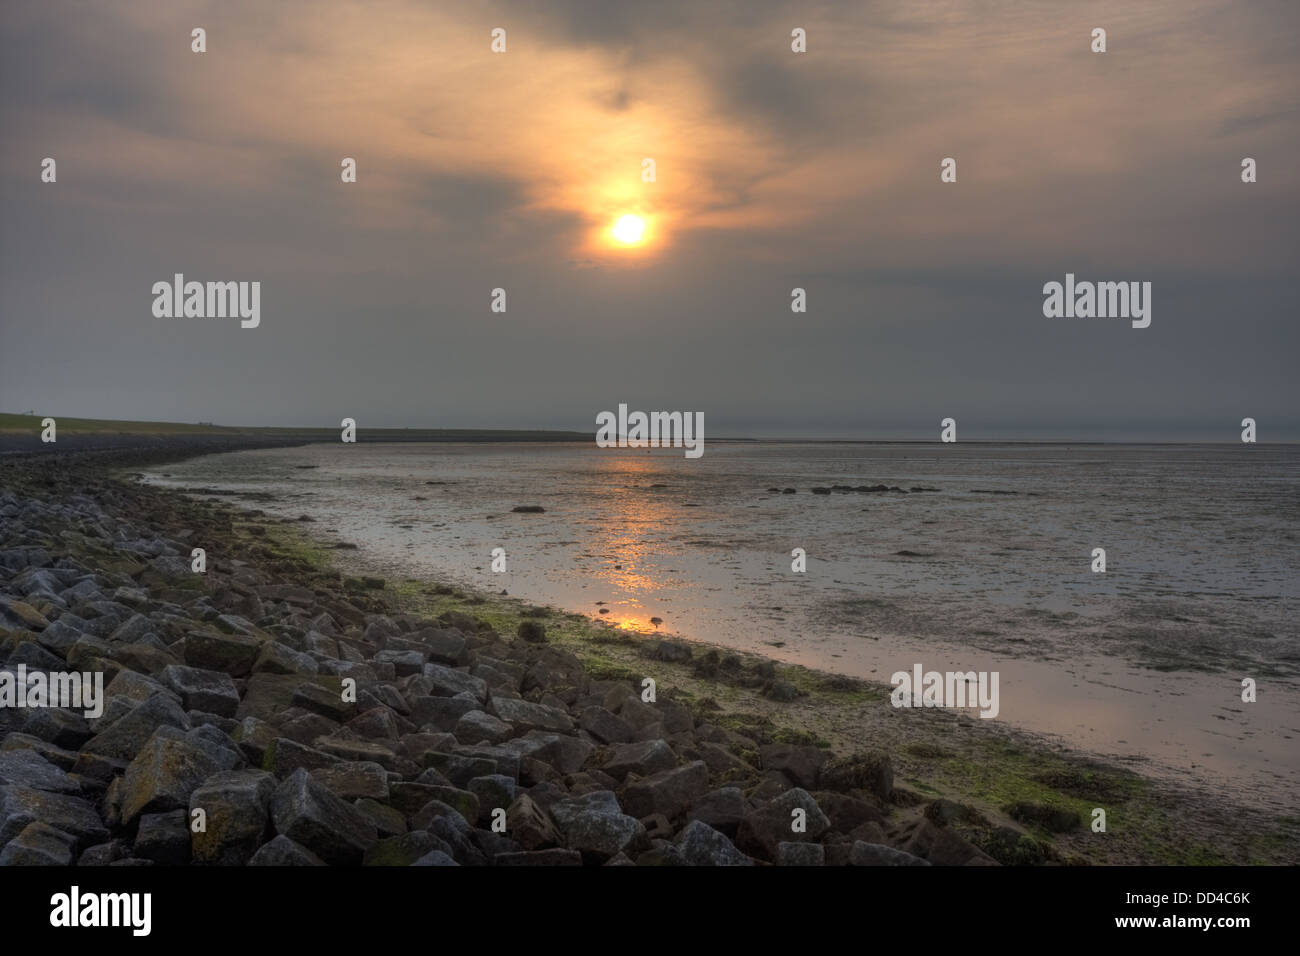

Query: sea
[[144, 441, 1300, 812]]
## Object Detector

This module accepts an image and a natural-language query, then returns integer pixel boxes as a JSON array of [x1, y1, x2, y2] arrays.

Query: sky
[[1, 0, 1297, 440]]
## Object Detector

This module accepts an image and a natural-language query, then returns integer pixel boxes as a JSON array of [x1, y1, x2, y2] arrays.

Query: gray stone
[[736, 788, 831, 861], [422, 663, 487, 702], [502, 731, 593, 775], [622, 760, 709, 820], [0, 820, 78, 865], [269, 768, 378, 865], [676, 819, 753, 866], [849, 841, 932, 866], [687, 786, 747, 837], [189, 769, 276, 865], [247, 834, 327, 866], [134, 809, 192, 864], [488, 696, 574, 733], [578, 706, 634, 744], [453, 710, 513, 745], [777, 842, 826, 866], [602, 738, 677, 779], [0, 749, 81, 794], [0, 784, 108, 849], [183, 630, 262, 677], [80, 693, 190, 761], [159, 665, 240, 718], [759, 743, 827, 789], [119, 726, 228, 826], [309, 761, 389, 800]]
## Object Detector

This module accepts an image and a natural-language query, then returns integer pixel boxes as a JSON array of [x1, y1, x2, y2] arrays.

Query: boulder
[[189, 769, 276, 865], [269, 768, 378, 865], [159, 665, 240, 718], [118, 726, 231, 826], [675, 819, 753, 866], [622, 760, 708, 820]]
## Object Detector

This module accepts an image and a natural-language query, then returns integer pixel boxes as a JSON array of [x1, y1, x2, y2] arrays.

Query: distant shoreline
[[2, 413, 1294, 453]]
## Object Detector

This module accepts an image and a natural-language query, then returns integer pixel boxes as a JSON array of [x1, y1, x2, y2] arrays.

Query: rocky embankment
[[0, 450, 1001, 866]]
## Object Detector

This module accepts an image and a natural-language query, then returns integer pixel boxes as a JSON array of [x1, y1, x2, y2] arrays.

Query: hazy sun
[[612, 215, 645, 244]]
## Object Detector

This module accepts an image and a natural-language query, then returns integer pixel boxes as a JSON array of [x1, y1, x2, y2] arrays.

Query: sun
[[612, 215, 645, 244]]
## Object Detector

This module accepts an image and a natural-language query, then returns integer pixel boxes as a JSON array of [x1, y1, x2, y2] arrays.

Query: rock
[[189, 769, 276, 865], [118, 726, 229, 826], [420, 786, 479, 826], [183, 630, 262, 677], [0, 733, 77, 770], [687, 786, 747, 837], [416, 629, 468, 666], [1006, 801, 1080, 833], [603, 738, 677, 780], [309, 762, 389, 801], [134, 809, 192, 864], [488, 696, 573, 733], [363, 831, 453, 867], [635, 841, 690, 866], [412, 850, 459, 866], [815, 792, 885, 832], [374, 649, 426, 677], [516, 621, 546, 644], [231, 716, 278, 765], [0, 598, 50, 631], [0, 820, 78, 865], [676, 819, 753, 866], [759, 743, 827, 789], [899, 818, 998, 865], [506, 794, 562, 851], [453, 710, 513, 745], [0, 785, 108, 850], [261, 738, 340, 777], [408, 694, 479, 731], [159, 665, 240, 718], [777, 842, 825, 866], [502, 731, 593, 776], [578, 707, 634, 745], [0, 749, 81, 794], [6, 642, 66, 673], [822, 752, 893, 801], [315, 737, 398, 770], [623, 760, 709, 820], [848, 841, 931, 866], [697, 742, 752, 777], [247, 834, 327, 866], [495, 849, 583, 866], [736, 788, 830, 861], [252, 641, 320, 676], [762, 680, 800, 702], [345, 706, 401, 741], [650, 641, 691, 663], [550, 790, 647, 863], [80, 693, 190, 761], [21, 706, 91, 749], [422, 664, 487, 702], [354, 798, 407, 837], [466, 775, 516, 825], [269, 768, 377, 865], [290, 682, 353, 722]]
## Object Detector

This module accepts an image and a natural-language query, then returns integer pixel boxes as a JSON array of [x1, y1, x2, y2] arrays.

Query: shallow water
[[145, 441, 1300, 812]]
